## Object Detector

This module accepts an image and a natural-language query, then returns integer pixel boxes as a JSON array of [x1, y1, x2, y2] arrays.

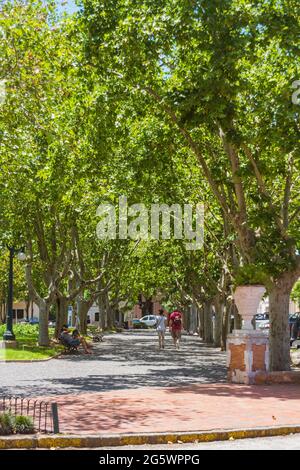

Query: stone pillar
[[227, 330, 269, 384]]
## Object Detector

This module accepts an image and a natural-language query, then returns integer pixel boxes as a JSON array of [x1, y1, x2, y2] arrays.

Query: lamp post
[[3, 246, 26, 342]]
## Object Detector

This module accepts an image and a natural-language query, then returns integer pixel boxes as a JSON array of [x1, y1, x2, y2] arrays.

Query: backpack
[[173, 315, 182, 326]]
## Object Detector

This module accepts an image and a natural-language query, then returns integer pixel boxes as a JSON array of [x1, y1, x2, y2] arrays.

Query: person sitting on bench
[[59, 325, 92, 354]]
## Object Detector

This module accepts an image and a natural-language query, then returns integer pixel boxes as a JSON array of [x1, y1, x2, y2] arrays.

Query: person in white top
[[156, 309, 167, 350]]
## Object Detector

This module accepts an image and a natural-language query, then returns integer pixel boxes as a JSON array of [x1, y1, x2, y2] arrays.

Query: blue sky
[[57, 0, 79, 14]]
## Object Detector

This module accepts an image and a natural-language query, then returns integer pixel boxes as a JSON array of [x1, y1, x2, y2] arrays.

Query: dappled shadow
[[56, 333, 226, 365], [0, 367, 227, 397], [47, 395, 197, 434], [0, 332, 227, 397], [166, 383, 300, 401]]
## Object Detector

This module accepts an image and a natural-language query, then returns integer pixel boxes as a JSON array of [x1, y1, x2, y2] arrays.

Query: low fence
[[0, 397, 59, 434]]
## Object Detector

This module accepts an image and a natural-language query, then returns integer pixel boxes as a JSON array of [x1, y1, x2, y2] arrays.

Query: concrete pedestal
[[227, 329, 269, 384], [0, 340, 18, 349]]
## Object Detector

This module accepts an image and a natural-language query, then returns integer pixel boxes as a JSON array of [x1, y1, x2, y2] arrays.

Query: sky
[[57, 0, 79, 14]]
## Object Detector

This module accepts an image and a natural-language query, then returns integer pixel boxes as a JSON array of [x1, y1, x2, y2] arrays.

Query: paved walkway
[[1, 332, 300, 436], [0, 332, 226, 396], [43, 383, 300, 435]]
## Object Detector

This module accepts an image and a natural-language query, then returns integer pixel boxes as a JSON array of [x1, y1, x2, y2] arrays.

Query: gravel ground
[[0, 331, 226, 397]]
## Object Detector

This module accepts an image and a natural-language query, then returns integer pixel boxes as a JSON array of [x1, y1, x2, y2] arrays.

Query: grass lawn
[[0, 324, 61, 361]]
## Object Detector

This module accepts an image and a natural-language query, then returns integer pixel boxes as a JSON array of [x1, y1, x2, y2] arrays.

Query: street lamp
[[3, 246, 26, 342]]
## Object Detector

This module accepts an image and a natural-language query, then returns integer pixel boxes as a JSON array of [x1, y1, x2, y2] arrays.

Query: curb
[[1, 425, 300, 449]]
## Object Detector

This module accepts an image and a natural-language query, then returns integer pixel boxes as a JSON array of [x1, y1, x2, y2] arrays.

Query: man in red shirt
[[169, 310, 183, 350]]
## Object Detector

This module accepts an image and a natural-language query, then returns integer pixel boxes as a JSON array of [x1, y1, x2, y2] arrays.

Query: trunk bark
[[203, 300, 214, 344], [269, 273, 295, 371], [221, 300, 231, 351], [54, 296, 68, 338], [25, 300, 30, 321], [98, 293, 106, 330], [38, 300, 50, 346], [106, 302, 114, 329], [189, 302, 198, 334], [77, 299, 92, 335], [233, 302, 242, 329], [213, 294, 223, 347], [0, 302, 5, 323], [199, 305, 204, 339]]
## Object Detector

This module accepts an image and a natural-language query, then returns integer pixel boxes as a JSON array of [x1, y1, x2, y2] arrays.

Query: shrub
[[0, 413, 15, 435], [14, 415, 35, 434], [0, 413, 35, 435], [234, 264, 270, 288]]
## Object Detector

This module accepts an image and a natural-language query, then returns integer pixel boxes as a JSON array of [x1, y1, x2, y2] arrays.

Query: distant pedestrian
[[169, 310, 183, 350], [155, 309, 167, 350]]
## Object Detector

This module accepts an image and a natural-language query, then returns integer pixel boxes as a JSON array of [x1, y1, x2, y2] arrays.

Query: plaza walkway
[[46, 383, 300, 435], [0, 332, 300, 436], [0, 332, 226, 396]]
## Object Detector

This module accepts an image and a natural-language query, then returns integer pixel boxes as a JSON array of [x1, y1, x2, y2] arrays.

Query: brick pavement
[[44, 383, 300, 435]]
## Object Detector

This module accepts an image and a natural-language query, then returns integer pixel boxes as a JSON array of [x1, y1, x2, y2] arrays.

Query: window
[[95, 312, 100, 322], [13, 309, 24, 319]]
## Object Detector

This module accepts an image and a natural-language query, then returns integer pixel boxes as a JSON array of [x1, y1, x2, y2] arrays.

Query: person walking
[[156, 309, 167, 350], [169, 310, 183, 350]]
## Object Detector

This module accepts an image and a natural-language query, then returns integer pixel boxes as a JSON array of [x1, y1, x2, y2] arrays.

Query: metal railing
[[0, 396, 59, 434]]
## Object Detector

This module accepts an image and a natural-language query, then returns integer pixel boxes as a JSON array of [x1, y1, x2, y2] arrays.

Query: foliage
[[234, 264, 270, 288], [291, 281, 300, 309], [14, 415, 35, 434], [0, 413, 15, 435], [0, 413, 34, 435], [0, 323, 59, 361]]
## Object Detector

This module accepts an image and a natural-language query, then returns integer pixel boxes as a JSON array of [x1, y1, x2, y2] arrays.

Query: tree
[[82, 0, 300, 370]]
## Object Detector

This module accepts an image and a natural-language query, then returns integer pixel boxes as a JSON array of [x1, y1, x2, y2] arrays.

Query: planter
[[233, 285, 266, 330]]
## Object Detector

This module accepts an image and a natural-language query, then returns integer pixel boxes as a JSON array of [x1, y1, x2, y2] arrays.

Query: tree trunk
[[213, 294, 223, 347], [141, 297, 153, 316], [25, 299, 30, 321], [106, 296, 114, 329], [233, 302, 242, 329], [203, 300, 214, 344], [269, 273, 295, 371], [185, 306, 191, 333], [77, 299, 91, 335], [0, 301, 5, 323], [199, 305, 204, 339], [97, 293, 106, 330], [189, 302, 198, 334], [38, 300, 49, 347], [54, 296, 68, 338], [221, 300, 231, 351]]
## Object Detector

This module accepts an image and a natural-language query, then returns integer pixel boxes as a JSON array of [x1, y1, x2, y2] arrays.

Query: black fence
[[0, 397, 59, 434]]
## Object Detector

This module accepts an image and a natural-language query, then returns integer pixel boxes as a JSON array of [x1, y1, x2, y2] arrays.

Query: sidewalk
[[43, 383, 300, 435]]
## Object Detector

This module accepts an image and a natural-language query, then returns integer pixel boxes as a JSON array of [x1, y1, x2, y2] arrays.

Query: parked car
[[255, 314, 269, 330], [28, 317, 39, 325], [132, 318, 146, 329], [289, 313, 300, 345], [48, 321, 56, 327], [140, 315, 157, 328]]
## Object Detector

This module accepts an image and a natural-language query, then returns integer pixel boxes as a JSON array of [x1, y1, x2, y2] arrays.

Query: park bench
[[58, 334, 79, 354]]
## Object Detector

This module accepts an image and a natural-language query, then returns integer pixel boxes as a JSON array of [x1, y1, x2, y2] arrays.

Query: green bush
[[0, 413, 35, 435], [132, 322, 148, 329], [0, 413, 15, 435], [0, 323, 39, 340], [14, 415, 35, 434], [234, 264, 270, 288]]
